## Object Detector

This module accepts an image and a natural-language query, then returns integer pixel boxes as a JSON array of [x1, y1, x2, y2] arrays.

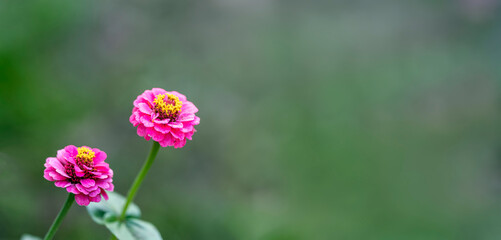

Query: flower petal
[[48, 158, 69, 178], [174, 138, 187, 148], [160, 136, 174, 147], [137, 125, 147, 137], [75, 194, 90, 206], [154, 124, 170, 134], [44, 171, 54, 181], [107, 183, 115, 192], [64, 145, 78, 156], [55, 180, 71, 188], [48, 171, 67, 180], [75, 165, 85, 177], [168, 121, 183, 128], [66, 185, 80, 194], [170, 129, 184, 139], [101, 190, 109, 200], [130, 113, 139, 126], [169, 91, 187, 101], [192, 116, 200, 125], [142, 90, 155, 103], [152, 88, 166, 96], [154, 118, 170, 124], [75, 183, 89, 194], [141, 116, 154, 127], [178, 113, 195, 122], [81, 178, 95, 188], [90, 195, 102, 203], [138, 102, 152, 114], [93, 150, 107, 163], [182, 102, 198, 114], [89, 189, 101, 197]]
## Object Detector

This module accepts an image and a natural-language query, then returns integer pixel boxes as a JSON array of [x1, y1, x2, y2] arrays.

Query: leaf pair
[[86, 192, 162, 240]]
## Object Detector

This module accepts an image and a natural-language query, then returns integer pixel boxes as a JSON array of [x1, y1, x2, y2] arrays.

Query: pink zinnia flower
[[129, 88, 200, 148], [44, 145, 114, 206]]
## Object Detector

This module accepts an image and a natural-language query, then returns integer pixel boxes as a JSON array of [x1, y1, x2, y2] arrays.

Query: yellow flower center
[[76, 147, 95, 165], [153, 93, 183, 120]]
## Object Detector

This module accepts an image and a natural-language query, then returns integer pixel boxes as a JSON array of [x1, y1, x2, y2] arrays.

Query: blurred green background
[[1, 0, 501, 239]]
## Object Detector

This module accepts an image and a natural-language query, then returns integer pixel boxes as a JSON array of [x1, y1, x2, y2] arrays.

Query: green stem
[[119, 141, 160, 222], [44, 193, 75, 240]]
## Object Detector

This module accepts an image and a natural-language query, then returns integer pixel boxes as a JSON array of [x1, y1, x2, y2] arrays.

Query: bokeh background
[[1, 0, 501, 239]]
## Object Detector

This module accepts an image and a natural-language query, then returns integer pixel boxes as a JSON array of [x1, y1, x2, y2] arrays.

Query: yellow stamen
[[153, 93, 183, 120], [76, 147, 95, 165]]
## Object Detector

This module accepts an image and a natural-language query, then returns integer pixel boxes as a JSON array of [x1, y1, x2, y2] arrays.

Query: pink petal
[[181, 125, 194, 133], [93, 150, 107, 163], [141, 90, 155, 103], [182, 102, 198, 114], [65, 156, 76, 165], [138, 102, 152, 114], [151, 131, 165, 141], [90, 196, 102, 203], [130, 113, 139, 126], [55, 180, 71, 188], [64, 145, 78, 156], [94, 162, 110, 169], [48, 158, 70, 178], [107, 183, 114, 191], [154, 118, 170, 124], [96, 180, 110, 189], [75, 183, 89, 194], [75, 194, 90, 206], [160, 136, 174, 147], [168, 121, 183, 128], [154, 124, 170, 134], [192, 116, 200, 125], [170, 129, 184, 139], [66, 185, 80, 194], [81, 179, 95, 188], [75, 165, 85, 177], [101, 190, 109, 200], [134, 111, 141, 122], [137, 125, 147, 137], [81, 164, 93, 170], [87, 185, 99, 192], [49, 172, 67, 180], [141, 117, 154, 127], [89, 189, 101, 197], [178, 113, 195, 122], [186, 131, 195, 140], [152, 88, 166, 96], [44, 172, 54, 181], [174, 138, 187, 148], [56, 150, 68, 164], [169, 91, 187, 101]]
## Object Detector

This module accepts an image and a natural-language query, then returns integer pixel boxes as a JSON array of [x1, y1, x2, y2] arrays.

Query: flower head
[[130, 88, 200, 148], [44, 145, 114, 206]]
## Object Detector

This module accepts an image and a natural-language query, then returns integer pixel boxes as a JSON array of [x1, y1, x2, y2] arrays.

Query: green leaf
[[86, 191, 162, 239], [105, 218, 163, 240], [86, 191, 141, 225], [20, 234, 42, 240]]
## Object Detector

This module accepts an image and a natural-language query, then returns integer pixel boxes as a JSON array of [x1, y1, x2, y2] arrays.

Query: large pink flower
[[129, 88, 200, 148], [44, 145, 114, 206]]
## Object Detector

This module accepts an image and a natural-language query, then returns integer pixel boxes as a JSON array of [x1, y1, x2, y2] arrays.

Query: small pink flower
[[129, 88, 200, 148], [44, 145, 114, 206]]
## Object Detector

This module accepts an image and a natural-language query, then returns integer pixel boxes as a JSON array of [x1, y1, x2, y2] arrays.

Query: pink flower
[[44, 145, 114, 206], [129, 88, 200, 148]]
